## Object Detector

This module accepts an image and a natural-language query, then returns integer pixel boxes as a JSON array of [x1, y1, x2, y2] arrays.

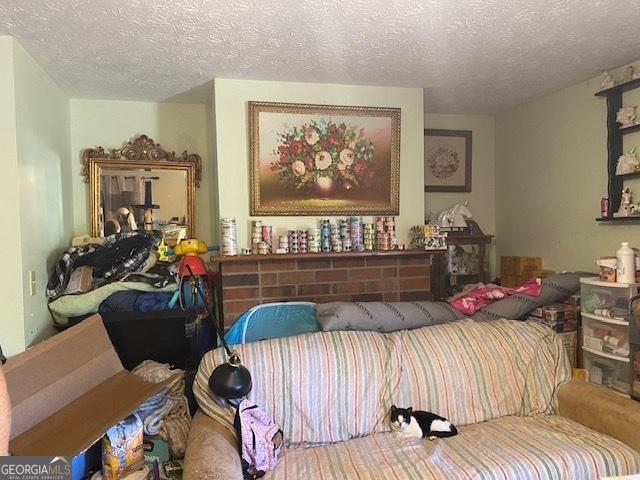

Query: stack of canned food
[[220, 217, 238, 256], [349, 216, 365, 252], [363, 223, 375, 251], [220, 217, 401, 256], [307, 228, 321, 253], [250, 220, 262, 255]]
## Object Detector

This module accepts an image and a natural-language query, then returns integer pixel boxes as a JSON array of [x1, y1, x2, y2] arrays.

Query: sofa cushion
[[390, 319, 570, 426], [317, 301, 463, 332], [194, 330, 398, 446], [264, 416, 640, 479]]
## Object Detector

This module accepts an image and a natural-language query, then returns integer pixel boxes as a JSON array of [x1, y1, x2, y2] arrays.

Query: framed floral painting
[[424, 129, 472, 192], [249, 101, 400, 215]]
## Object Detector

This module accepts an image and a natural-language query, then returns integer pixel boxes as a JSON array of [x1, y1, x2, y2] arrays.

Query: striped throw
[[390, 319, 570, 426], [264, 416, 640, 479], [195, 329, 398, 445], [194, 319, 570, 447]]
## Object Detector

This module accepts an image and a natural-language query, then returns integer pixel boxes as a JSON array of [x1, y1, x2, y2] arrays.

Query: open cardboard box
[[4, 314, 176, 476]]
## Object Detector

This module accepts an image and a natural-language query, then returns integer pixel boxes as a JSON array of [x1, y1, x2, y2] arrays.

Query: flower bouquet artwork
[[249, 102, 400, 215]]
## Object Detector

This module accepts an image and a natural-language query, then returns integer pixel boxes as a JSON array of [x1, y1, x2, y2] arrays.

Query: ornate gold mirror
[[82, 135, 201, 237]]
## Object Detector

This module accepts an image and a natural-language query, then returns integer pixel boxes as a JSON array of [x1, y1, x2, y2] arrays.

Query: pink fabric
[[450, 278, 542, 315], [237, 399, 283, 475]]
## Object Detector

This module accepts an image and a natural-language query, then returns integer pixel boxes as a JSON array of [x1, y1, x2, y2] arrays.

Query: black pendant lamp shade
[[208, 351, 253, 400]]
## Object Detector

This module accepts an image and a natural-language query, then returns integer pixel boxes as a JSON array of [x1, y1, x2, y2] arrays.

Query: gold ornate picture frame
[[82, 135, 201, 237], [249, 101, 400, 216]]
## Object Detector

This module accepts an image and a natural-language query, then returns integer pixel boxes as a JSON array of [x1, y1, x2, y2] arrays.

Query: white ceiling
[[2, 0, 640, 113]]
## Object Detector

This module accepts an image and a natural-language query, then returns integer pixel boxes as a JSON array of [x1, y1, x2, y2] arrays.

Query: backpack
[[233, 399, 284, 479]]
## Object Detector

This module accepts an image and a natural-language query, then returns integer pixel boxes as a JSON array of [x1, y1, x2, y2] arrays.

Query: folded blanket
[[49, 281, 177, 325]]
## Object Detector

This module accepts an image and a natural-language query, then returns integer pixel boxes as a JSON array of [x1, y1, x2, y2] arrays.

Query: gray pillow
[[317, 301, 464, 333], [472, 272, 588, 322]]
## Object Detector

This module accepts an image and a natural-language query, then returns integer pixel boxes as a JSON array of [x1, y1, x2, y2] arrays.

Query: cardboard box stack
[[528, 302, 579, 367], [500, 256, 551, 288]]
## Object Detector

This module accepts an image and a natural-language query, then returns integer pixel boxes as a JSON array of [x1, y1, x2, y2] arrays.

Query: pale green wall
[[425, 113, 496, 276], [496, 62, 640, 272], [69, 100, 215, 243], [213, 78, 425, 246], [0, 36, 72, 355], [13, 40, 72, 347], [0, 36, 25, 355]]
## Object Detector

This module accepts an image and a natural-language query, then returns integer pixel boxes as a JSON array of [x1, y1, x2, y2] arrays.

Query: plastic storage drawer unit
[[580, 277, 637, 396]]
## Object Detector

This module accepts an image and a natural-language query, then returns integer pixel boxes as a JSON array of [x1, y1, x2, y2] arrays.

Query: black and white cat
[[389, 405, 458, 441]]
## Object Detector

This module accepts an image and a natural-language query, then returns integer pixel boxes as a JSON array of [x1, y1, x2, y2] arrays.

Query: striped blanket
[[195, 320, 569, 445], [265, 416, 640, 479]]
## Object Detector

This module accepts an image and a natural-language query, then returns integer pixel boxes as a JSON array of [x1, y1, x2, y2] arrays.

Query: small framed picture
[[424, 129, 472, 192]]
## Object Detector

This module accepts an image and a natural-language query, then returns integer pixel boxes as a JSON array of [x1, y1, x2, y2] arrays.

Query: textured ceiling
[[2, 0, 640, 113]]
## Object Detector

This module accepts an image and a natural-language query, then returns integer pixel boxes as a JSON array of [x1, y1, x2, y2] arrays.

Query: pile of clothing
[[47, 231, 180, 325], [133, 360, 192, 458]]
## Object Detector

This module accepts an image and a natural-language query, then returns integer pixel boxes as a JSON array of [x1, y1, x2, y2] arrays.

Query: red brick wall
[[214, 254, 437, 328]]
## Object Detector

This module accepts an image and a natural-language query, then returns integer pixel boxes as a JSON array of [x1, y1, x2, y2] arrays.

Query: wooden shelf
[[596, 216, 640, 222], [616, 171, 640, 180], [595, 77, 640, 97], [619, 123, 640, 135], [209, 249, 445, 264]]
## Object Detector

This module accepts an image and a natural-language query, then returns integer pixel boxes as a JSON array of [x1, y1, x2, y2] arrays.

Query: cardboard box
[[62, 265, 93, 295], [4, 315, 176, 477], [527, 316, 577, 333], [532, 303, 577, 322], [500, 256, 542, 276], [529, 269, 555, 279]]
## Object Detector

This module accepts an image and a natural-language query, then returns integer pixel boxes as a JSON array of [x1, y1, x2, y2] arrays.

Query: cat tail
[[439, 425, 458, 437]]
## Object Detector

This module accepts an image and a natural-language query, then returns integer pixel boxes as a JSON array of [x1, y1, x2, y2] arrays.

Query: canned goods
[[220, 217, 238, 256]]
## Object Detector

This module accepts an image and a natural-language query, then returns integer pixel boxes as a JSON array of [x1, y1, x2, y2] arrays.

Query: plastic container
[[580, 277, 639, 317], [617, 242, 636, 284], [580, 277, 635, 395], [583, 347, 630, 395], [582, 315, 630, 357]]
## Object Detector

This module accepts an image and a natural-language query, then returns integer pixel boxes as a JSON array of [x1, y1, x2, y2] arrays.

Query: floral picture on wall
[[249, 101, 400, 215], [424, 129, 472, 192]]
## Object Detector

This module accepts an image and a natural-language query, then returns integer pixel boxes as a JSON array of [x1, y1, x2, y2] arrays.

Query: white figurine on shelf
[[437, 201, 472, 228], [619, 188, 633, 215], [616, 147, 640, 175], [616, 106, 637, 128], [601, 70, 616, 90]]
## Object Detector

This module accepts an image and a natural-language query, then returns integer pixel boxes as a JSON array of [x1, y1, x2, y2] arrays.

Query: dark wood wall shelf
[[620, 124, 640, 135], [616, 171, 640, 180], [595, 77, 640, 222], [595, 77, 640, 97]]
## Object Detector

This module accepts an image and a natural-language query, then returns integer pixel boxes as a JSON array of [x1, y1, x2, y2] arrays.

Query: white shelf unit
[[580, 277, 637, 396]]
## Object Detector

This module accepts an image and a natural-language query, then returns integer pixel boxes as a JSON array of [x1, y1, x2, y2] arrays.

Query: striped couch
[[186, 319, 640, 479]]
